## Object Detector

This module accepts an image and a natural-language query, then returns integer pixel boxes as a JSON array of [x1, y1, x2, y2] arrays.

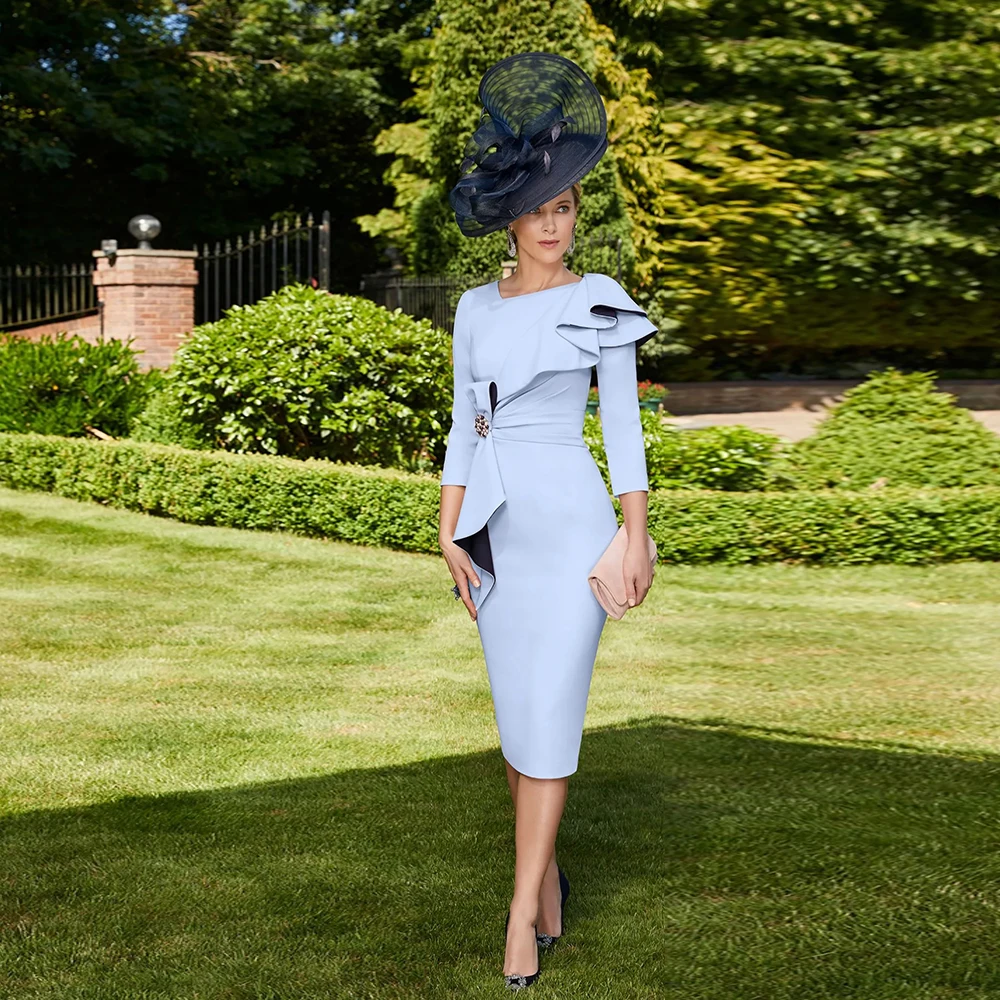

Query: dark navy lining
[[455, 380, 499, 579]]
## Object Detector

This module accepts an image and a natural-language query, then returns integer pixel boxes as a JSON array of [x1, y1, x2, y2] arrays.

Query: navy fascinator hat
[[448, 51, 608, 238]]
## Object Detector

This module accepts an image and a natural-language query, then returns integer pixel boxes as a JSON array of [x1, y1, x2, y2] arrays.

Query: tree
[[589, 0, 1000, 375], [357, 0, 638, 285], [1, 0, 434, 292]]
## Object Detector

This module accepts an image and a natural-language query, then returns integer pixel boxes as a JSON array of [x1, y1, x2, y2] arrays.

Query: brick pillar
[[92, 248, 198, 370]]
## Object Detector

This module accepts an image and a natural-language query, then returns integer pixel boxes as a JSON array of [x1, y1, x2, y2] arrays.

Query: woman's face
[[509, 188, 577, 263]]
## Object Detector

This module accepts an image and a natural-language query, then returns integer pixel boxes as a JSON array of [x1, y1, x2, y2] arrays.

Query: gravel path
[[661, 407, 1000, 442]]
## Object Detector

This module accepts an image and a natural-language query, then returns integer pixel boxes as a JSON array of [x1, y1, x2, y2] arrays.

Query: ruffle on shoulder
[[485, 271, 658, 406], [554, 272, 657, 366]]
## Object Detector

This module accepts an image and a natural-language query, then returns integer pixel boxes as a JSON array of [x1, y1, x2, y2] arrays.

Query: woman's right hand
[[440, 538, 480, 621]]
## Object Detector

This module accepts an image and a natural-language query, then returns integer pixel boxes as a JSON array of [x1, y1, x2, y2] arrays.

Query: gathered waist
[[488, 414, 587, 448]]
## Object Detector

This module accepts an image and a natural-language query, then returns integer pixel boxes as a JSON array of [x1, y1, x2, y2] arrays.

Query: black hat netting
[[448, 52, 608, 238]]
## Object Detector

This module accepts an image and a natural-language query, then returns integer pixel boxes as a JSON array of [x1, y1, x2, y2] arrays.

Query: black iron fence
[[358, 273, 494, 333], [0, 263, 97, 331], [1, 220, 624, 336], [194, 211, 331, 325], [360, 230, 624, 332]]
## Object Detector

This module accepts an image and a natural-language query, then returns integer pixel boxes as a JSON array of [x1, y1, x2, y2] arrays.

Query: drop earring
[[567, 225, 576, 255], [506, 226, 517, 258]]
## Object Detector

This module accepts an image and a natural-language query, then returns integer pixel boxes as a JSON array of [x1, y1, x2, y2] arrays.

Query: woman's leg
[[502, 762, 569, 975], [505, 759, 564, 938]]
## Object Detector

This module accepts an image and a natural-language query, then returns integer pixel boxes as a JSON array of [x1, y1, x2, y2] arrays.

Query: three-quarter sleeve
[[595, 338, 649, 497], [440, 289, 478, 487]]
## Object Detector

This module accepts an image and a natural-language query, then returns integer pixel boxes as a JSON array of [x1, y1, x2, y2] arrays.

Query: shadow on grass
[[3, 717, 999, 1000]]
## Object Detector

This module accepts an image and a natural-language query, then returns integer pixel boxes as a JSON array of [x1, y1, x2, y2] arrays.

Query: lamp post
[[127, 214, 162, 250]]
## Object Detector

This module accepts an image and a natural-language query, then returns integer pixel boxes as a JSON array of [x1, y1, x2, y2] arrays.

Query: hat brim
[[448, 52, 608, 238], [450, 135, 607, 238]]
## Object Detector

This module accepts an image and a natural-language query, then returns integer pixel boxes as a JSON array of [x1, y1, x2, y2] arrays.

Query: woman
[[438, 51, 656, 991]]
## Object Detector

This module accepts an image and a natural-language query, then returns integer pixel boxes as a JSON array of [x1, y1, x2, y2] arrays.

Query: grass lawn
[[2, 485, 999, 1000]]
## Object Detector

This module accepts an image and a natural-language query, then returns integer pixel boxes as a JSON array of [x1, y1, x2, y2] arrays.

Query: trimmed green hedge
[[2, 432, 999, 565], [0, 432, 440, 554]]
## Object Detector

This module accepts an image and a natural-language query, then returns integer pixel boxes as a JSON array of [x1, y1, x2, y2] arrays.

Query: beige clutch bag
[[588, 523, 658, 620]]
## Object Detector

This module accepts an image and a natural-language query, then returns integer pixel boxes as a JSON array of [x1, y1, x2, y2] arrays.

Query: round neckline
[[494, 274, 586, 301]]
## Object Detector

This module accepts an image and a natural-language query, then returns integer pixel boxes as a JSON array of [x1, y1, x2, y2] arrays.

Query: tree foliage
[[361, 0, 1000, 375], [590, 0, 1000, 374], [357, 0, 639, 283], [7, 0, 1000, 377], [1, 0, 434, 289]]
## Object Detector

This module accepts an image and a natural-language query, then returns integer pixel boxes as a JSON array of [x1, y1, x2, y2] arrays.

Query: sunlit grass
[[2, 487, 999, 999]]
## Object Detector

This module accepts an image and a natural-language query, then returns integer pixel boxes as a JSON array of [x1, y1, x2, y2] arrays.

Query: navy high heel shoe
[[503, 909, 541, 991], [535, 865, 570, 950]]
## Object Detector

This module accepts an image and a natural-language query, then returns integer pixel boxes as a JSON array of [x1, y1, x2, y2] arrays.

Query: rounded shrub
[[0, 330, 150, 437], [785, 367, 1000, 489], [128, 369, 213, 451], [585, 408, 784, 491], [160, 283, 453, 471]]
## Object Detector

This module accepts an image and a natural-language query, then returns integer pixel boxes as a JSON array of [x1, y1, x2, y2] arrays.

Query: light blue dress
[[441, 271, 656, 778]]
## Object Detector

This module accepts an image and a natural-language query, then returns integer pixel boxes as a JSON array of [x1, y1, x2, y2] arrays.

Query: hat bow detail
[[456, 110, 576, 220]]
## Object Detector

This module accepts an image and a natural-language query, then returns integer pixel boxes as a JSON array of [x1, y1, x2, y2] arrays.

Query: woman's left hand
[[623, 536, 653, 609]]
